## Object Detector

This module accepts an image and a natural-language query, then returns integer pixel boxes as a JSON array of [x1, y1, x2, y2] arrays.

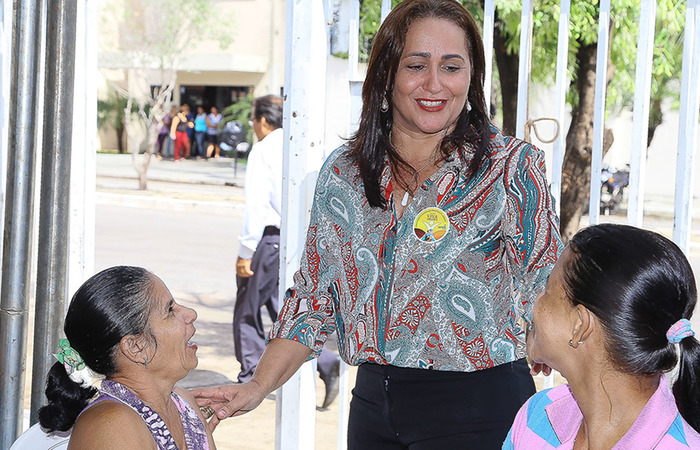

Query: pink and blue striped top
[[504, 375, 700, 449]]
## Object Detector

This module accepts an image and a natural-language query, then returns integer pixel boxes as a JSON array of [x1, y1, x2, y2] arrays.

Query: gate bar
[[0, 0, 44, 445]]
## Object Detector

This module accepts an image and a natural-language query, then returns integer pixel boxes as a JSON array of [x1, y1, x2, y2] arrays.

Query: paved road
[[95, 203, 241, 303]]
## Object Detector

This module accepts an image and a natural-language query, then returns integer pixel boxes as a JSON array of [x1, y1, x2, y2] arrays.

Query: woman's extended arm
[[505, 141, 562, 376], [503, 141, 562, 320], [191, 338, 312, 429], [193, 151, 345, 429]]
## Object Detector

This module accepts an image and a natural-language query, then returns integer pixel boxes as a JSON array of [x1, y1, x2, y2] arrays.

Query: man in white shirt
[[235, 95, 340, 408]]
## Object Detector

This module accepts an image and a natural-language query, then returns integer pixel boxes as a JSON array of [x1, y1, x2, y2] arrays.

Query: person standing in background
[[170, 104, 193, 162], [194, 106, 208, 159], [206, 106, 222, 159], [156, 104, 177, 159], [185, 103, 196, 159], [234, 94, 340, 409]]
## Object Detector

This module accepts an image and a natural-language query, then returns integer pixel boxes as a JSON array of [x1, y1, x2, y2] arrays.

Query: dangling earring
[[381, 95, 389, 113], [143, 357, 149, 369], [466, 101, 472, 112]]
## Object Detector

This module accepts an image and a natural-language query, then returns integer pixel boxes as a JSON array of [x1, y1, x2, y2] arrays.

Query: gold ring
[[200, 405, 216, 419]]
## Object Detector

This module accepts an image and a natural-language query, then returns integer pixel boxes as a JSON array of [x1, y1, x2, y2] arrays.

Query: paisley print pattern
[[270, 130, 563, 371]]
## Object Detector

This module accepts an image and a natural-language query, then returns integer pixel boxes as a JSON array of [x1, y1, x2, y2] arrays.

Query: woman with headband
[[506, 224, 700, 448], [38, 266, 215, 449]]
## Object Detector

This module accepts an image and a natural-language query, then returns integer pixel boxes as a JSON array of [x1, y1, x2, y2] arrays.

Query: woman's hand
[[192, 381, 267, 431], [525, 320, 552, 376], [529, 361, 552, 377], [192, 339, 313, 430]]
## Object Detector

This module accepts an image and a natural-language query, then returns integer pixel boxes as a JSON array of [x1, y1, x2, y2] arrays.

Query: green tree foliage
[[647, 1, 685, 145], [358, 0, 401, 61], [484, 0, 684, 240], [221, 94, 255, 148], [473, 0, 683, 136], [97, 87, 143, 153]]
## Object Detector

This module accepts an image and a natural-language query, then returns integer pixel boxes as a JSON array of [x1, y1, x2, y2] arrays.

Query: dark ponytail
[[673, 322, 700, 432], [38, 362, 98, 432], [565, 224, 699, 432], [38, 266, 155, 432]]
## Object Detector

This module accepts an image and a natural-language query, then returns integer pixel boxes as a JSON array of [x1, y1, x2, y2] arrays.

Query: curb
[[96, 173, 243, 187], [96, 192, 244, 215]]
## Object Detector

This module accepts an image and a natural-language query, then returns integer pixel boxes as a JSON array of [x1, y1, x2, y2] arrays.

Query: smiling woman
[[192, 0, 563, 448], [37, 266, 215, 450], [391, 18, 471, 140]]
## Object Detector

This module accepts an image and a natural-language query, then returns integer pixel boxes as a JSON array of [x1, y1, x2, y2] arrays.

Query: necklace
[[400, 154, 438, 207]]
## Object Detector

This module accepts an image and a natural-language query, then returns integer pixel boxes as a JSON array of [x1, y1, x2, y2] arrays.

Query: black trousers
[[347, 359, 534, 450], [234, 229, 280, 383], [233, 227, 339, 383]]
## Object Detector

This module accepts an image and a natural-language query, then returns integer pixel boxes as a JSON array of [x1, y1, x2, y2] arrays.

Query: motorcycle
[[599, 164, 630, 215], [218, 121, 251, 182]]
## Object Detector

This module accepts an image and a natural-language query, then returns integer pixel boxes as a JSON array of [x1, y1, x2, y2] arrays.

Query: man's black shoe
[[319, 358, 340, 410]]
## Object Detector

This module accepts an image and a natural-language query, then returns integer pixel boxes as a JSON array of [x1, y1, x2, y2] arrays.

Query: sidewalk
[[95, 152, 700, 221], [96, 153, 246, 214], [97, 152, 246, 187]]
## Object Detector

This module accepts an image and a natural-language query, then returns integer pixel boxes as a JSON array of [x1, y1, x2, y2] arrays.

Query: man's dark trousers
[[233, 226, 340, 397], [234, 227, 280, 383]]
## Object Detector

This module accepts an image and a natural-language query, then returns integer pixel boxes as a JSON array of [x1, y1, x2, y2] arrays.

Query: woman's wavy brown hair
[[348, 0, 492, 208]]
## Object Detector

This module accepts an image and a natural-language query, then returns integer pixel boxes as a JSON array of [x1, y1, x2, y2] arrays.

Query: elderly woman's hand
[[192, 381, 267, 431]]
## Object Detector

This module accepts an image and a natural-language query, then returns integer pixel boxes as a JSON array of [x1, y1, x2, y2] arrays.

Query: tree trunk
[[559, 41, 614, 242], [116, 124, 125, 153], [647, 97, 663, 148], [136, 154, 152, 190], [493, 25, 519, 136]]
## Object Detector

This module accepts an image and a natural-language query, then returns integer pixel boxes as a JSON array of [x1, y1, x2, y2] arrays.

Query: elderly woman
[[39, 266, 215, 449], [195, 0, 561, 447], [506, 224, 700, 448]]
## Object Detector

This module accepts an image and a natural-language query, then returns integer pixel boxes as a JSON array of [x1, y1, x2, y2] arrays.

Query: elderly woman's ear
[[119, 335, 152, 365], [569, 304, 595, 349]]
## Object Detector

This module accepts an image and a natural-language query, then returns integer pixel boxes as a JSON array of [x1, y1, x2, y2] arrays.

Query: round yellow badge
[[413, 207, 449, 243]]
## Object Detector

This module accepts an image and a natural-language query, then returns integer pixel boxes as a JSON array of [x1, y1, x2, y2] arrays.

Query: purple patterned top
[[83, 380, 209, 449]]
